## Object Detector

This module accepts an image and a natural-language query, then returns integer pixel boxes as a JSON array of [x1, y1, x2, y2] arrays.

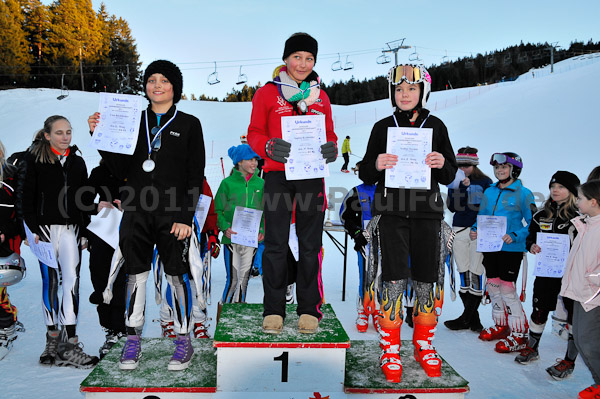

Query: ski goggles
[[388, 65, 428, 85], [489, 153, 522, 168]]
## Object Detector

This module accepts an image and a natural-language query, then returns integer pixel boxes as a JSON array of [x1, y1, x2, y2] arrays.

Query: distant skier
[[341, 136, 351, 173]]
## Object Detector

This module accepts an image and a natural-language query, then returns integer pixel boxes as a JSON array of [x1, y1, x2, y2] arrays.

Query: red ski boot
[[413, 321, 442, 377], [495, 332, 528, 353], [356, 308, 369, 333], [478, 324, 510, 341], [379, 327, 402, 383]]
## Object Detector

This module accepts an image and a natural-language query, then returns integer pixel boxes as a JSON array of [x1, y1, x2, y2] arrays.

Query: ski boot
[[379, 327, 402, 383], [413, 319, 442, 377], [160, 320, 176, 338], [495, 332, 528, 353], [479, 324, 510, 341], [193, 321, 210, 339], [0, 321, 23, 361], [356, 308, 369, 333], [99, 329, 124, 359], [579, 385, 600, 399]]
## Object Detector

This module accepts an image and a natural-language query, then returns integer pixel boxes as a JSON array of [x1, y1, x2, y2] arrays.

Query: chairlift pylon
[[236, 65, 248, 85], [376, 52, 391, 64], [331, 54, 343, 71], [57, 73, 69, 100], [208, 62, 220, 85], [343, 55, 354, 71]]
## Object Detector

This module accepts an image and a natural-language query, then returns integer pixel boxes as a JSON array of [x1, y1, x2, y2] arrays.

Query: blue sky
[[54, 0, 600, 99]]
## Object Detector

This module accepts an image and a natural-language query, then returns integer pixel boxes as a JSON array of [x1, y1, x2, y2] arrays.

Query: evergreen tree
[[18, 0, 50, 87], [0, 0, 32, 87]]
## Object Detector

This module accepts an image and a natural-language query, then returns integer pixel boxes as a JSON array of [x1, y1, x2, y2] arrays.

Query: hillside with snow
[[0, 54, 599, 399]]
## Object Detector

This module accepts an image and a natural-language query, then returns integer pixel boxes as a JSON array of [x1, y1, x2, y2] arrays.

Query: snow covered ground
[[1, 54, 599, 398]]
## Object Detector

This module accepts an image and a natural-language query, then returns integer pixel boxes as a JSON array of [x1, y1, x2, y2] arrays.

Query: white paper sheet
[[24, 223, 57, 268], [231, 206, 263, 248], [87, 207, 123, 249], [476, 215, 507, 252], [89, 93, 143, 155], [289, 223, 299, 261], [533, 233, 570, 277], [194, 195, 212, 231], [385, 127, 433, 189], [447, 169, 466, 189], [281, 115, 329, 180]]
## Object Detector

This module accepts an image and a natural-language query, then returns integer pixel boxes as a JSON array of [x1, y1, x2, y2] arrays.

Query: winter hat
[[228, 144, 260, 166], [143, 60, 183, 104], [455, 146, 479, 166], [282, 33, 318, 63], [549, 171, 580, 196]]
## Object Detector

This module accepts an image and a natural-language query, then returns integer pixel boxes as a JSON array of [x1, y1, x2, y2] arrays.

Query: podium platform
[[80, 303, 469, 398]]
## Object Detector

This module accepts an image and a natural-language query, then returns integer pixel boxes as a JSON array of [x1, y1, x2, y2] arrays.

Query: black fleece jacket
[[359, 109, 457, 219]]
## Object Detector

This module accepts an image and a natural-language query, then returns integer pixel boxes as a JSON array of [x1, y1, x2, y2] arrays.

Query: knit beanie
[[455, 146, 480, 166], [228, 144, 261, 166], [549, 171, 580, 196], [282, 33, 318, 63], [143, 60, 183, 104]]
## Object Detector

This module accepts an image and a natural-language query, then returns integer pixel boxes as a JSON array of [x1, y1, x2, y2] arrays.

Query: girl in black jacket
[[359, 64, 457, 383], [21, 115, 97, 368]]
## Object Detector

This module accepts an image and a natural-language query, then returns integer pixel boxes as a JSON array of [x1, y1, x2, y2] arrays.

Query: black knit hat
[[143, 60, 183, 104], [549, 170, 580, 196], [282, 33, 318, 63]]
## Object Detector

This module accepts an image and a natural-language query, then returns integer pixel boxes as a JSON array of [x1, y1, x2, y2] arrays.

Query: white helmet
[[387, 64, 432, 109], [0, 253, 26, 287]]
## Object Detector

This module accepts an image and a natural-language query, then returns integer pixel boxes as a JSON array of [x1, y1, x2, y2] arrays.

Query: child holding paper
[[469, 152, 535, 353], [214, 144, 264, 304], [359, 64, 457, 382], [444, 146, 492, 332], [87, 60, 205, 371], [20, 116, 98, 368], [514, 171, 580, 379], [560, 180, 600, 399]]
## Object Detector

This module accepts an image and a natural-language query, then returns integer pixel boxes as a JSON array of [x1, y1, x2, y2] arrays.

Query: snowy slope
[[1, 54, 599, 399]]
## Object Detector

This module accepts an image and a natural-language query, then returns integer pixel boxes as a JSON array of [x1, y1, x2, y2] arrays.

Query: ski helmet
[[387, 64, 432, 110], [490, 152, 523, 179], [0, 253, 26, 287]]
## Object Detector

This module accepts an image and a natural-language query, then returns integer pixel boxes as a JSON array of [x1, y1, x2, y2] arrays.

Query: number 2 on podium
[[274, 351, 289, 382]]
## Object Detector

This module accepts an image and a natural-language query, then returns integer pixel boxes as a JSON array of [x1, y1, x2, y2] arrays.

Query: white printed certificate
[[231, 206, 263, 248], [533, 233, 570, 277], [87, 207, 123, 249], [476, 215, 507, 252], [385, 127, 432, 189], [24, 223, 58, 268], [89, 93, 143, 155], [281, 115, 329, 181], [194, 195, 212, 231]]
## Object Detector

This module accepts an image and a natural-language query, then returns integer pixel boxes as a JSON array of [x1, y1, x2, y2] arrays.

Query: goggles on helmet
[[490, 153, 522, 168], [388, 64, 429, 85]]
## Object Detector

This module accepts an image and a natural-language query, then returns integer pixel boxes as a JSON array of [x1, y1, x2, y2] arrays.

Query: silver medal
[[142, 159, 155, 172], [299, 100, 308, 114]]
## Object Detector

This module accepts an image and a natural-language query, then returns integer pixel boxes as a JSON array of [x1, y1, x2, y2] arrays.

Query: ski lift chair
[[517, 53, 529, 63], [343, 55, 354, 71], [236, 66, 248, 85], [485, 55, 495, 68], [408, 47, 421, 62], [465, 58, 475, 69], [331, 54, 343, 71], [56, 73, 69, 100], [532, 50, 543, 60], [503, 53, 512, 65], [376, 53, 391, 64], [208, 62, 220, 85]]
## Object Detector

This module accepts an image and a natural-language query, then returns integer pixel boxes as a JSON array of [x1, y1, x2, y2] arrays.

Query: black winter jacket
[[20, 146, 89, 234], [526, 201, 579, 252], [98, 105, 205, 225], [359, 109, 457, 219]]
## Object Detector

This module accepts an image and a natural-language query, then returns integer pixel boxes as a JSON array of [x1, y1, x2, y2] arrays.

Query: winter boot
[[469, 296, 484, 332], [160, 320, 176, 338], [546, 358, 575, 380], [119, 334, 142, 370], [379, 327, 402, 383], [168, 334, 194, 371], [356, 308, 369, 333], [479, 325, 510, 341], [0, 321, 23, 361], [579, 385, 600, 399], [495, 332, 528, 353], [443, 292, 471, 330], [39, 329, 60, 365], [262, 315, 283, 334], [193, 321, 210, 339], [99, 329, 124, 359], [413, 316, 442, 378], [55, 336, 100, 369], [298, 314, 319, 334], [514, 346, 539, 364]]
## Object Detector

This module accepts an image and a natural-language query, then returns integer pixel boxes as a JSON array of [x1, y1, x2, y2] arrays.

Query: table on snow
[[323, 220, 349, 301]]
